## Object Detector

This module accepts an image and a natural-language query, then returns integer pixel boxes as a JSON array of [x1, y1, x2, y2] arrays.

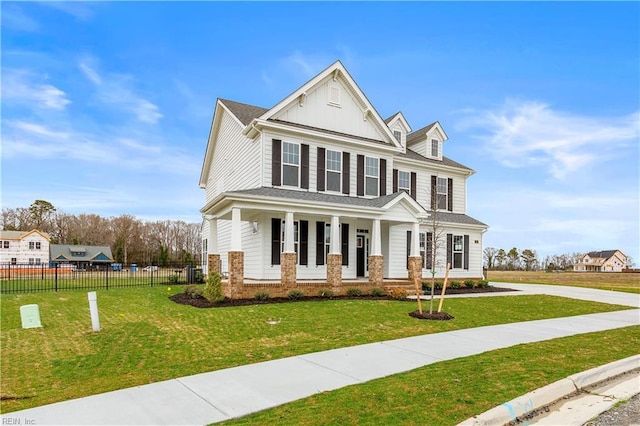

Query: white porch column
[[283, 211, 295, 253], [330, 215, 341, 254], [371, 219, 381, 256], [230, 207, 242, 251], [410, 222, 420, 257], [207, 217, 218, 254]]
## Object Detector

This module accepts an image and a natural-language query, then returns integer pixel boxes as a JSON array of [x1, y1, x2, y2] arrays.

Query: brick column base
[[368, 255, 383, 286], [228, 251, 244, 299], [408, 256, 423, 282], [207, 254, 221, 275], [327, 253, 342, 289], [281, 252, 297, 288]]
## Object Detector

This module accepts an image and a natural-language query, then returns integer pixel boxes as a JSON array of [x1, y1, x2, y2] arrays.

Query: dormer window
[[431, 139, 439, 157], [393, 130, 402, 143]]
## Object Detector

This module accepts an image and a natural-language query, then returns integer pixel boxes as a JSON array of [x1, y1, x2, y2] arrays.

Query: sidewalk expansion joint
[[175, 378, 231, 419]]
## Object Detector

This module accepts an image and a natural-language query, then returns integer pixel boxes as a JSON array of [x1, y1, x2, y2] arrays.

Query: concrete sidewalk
[[2, 284, 638, 425]]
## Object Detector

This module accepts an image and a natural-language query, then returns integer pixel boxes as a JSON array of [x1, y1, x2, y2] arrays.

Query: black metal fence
[[0, 263, 204, 294]]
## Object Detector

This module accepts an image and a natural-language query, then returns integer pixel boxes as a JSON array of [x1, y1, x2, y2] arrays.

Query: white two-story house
[[199, 61, 487, 298], [0, 229, 51, 266]]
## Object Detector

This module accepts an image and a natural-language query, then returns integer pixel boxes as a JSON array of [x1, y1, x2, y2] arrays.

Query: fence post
[[106, 265, 109, 290], [41, 263, 45, 280], [150, 268, 153, 287], [55, 263, 58, 292]]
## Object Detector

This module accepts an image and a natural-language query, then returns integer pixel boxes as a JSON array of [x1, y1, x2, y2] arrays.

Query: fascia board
[[393, 156, 475, 176], [387, 113, 412, 133], [199, 101, 225, 188], [255, 119, 404, 155], [426, 122, 449, 141], [381, 193, 428, 216]]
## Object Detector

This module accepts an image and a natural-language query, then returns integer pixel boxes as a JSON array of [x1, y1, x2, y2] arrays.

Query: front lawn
[[0, 286, 633, 413], [488, 270, 640, 293]]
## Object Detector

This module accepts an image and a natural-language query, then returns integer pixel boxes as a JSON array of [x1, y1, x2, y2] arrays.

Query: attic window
[[393, 131, 402, 143], [431, 139, 439, 157], [328, 84, 340, 106]]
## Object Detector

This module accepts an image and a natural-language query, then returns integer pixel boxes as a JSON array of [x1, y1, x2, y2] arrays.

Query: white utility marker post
[[88, 291, 100, 332]]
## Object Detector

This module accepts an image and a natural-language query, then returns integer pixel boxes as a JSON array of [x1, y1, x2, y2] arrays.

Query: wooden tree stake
[[437, 262, 451, 313], [414, 273, 423, 314]]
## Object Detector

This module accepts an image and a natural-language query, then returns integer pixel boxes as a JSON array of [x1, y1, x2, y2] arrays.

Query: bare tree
[[483, 247, 498, 270]]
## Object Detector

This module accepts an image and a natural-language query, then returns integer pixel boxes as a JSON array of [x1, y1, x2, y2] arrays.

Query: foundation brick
[[369, 255, 384, 286], [281, 252, 297, 287], [207, 254, 221, 275], [327, 254, 342, 289], [228, 251, 244, 298]]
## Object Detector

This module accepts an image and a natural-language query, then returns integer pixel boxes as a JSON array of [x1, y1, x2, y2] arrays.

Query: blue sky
[[2, 2, 639, 264]]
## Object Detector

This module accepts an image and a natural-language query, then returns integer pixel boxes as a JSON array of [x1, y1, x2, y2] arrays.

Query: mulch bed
[[169, 286, 516, 309], [409, 310, 455, 320]]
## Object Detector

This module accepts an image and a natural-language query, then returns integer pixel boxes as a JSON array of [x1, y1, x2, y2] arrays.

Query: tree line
[[1, 200, 202, 266], [483, 247, 586, 271]]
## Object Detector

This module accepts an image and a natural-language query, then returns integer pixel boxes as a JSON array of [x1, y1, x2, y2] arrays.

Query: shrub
[[433, 281, 444, 291], [421, 281, 430, 291], [387, 287, 408, 300], [476, 279, 489, 288], [254, 292, 270, 301], [449, 280, 462, 289], [318, 289, 334, 298], [371, 287, 386, 297], [168, 274, 180, 284], [287, 289, 304, 300], [203, 271, 225, 303], [346, 288, 362, 297], [183, 284, 203, 299], [464, 279, 475, 289]]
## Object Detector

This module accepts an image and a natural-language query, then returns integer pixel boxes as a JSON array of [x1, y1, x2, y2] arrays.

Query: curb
[[457, 354, 640, 426]]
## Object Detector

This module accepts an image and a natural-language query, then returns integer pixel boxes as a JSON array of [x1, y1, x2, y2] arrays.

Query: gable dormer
[[384, 112, 411, 153], [406, 121, 448, 160]]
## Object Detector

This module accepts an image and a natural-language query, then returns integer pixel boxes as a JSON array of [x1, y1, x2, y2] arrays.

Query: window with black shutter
[[271, 218, 281, 265], [300, 220, 308, 265], [317, 148, 325, 191], [393, 169, 398, 193], [379, 159, 386, 196], [447, 178, 453, 211], [272, 140, 281, 186], [446, 233, 453, 268], [341, 223, 349, 266], [316, 221, 325, 265], [342, 152, 350, 194], [301, 144, 309, 189], [357, 155, 364, 196], [410, 172, 417, 200], [463, 234, 469, 270]]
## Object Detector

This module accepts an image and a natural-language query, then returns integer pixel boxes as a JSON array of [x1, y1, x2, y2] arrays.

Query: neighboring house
[[573, 250, 628, 272], [199, 60, 488, 297], [50, 244, 114, 270], [0, 229, 51, 265]]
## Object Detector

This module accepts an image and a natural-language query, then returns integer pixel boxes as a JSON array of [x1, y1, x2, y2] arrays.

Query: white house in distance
[[199, 61, 488, 298], [0, 229, 51, 265], [573, 250, 628, 272]]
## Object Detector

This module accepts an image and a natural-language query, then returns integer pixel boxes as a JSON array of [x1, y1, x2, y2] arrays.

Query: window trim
[[365, 156, 379, 197], [398, 170, 411, 193], [431, 139, 439, 157], [452, 235, 464, 269], [325, 149, 342, 193], [437, 177, 448, 210], [282, 141, 300, 187]]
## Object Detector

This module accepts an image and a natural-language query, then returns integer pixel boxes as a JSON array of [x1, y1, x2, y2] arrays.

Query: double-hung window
[[453, 235, 464, 269], [2, 241, 8, 249], [437, 177, 448, 210], [431, 139, 439, 157], [325, 223, 331, 258], [326, 150, 341, 192], [282, 142, 300, 187], [398, 171, 410, 193], [36, 242, 41, 250], [29, 242, 35, 249], [365, 157, 379, 196]]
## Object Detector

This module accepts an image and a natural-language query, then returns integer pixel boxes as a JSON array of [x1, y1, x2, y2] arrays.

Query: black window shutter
[[431, 175, 437, 209], [446, 234, 453, 268], [316, 221, 325, 265], [463, 235, 469, 270], [426, 232, 433, 270], [301, 144, 309, 189], [300, 220, 308, 266], [410, 172, 417, 200], [342, 152, 350, 194], [272, 139, 281, 186], [406, 230, 411, 270], [317, 148, 325, 192], [357, 155, 364, 196], [447, 178, 453, 211], [341, 223, 349, 266], [379, 159, 387, 196], [393, 169, 398, 193], [271, 218, 281, 265]]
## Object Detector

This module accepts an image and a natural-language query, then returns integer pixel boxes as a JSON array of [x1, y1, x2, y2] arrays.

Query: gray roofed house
[[199, 60, 489, 296], [573, 250, 628, 272], [50, 244, 114, 268]]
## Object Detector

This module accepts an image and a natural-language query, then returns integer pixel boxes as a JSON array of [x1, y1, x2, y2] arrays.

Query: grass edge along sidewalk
[[223, 325, 640, 426], [0, 287, 635, 413]]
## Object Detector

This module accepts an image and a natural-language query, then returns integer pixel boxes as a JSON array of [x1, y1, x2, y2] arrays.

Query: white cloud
[[2, 69, 71, 110], [1, 4, 39, 32], [38, 2, 96, 21], [78, 59, 163, 124], [459, 100, 639, 179]]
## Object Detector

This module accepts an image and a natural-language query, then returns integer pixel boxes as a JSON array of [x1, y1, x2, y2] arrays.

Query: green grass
[[0, 287, 633, 413], [225, 325, 640, 425], [488, 271, 640, 294]]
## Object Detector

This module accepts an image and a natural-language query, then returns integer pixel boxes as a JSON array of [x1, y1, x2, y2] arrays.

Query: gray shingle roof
[[406, 122, 437, 145], [50, 244, 114, 262], [225, 187, 486, 226], [397, 148, 473, 171], [269, 119, 388, 145], [219, 99, 269, 126], [587, 250, 620, 259]]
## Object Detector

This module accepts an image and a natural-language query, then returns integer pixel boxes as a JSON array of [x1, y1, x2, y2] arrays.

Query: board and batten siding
[[272, 77, 387, 142], [205, 109, 261, 204]]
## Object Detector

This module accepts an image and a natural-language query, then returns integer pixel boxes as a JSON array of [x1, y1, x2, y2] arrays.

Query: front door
[[357, 235, 365, 277]]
